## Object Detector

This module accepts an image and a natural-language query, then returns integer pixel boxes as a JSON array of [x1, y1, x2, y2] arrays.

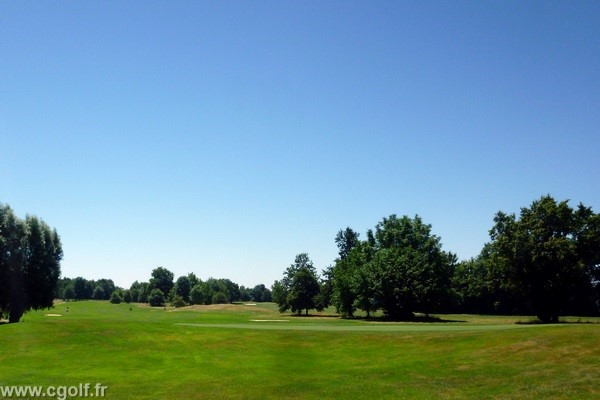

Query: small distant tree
[[63, 285, 75, 301], [190, 281, 213, 305], [212, 292, 228, 304], [173, 276, 192, 303], [122, 290, 132, 303], [109, 291, 122, 304], [148, 289, 165, 307], [92, 286, 105, 300], [171, 295, 186, 308]]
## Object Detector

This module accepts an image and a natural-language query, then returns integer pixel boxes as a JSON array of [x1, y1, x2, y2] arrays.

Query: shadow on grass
[[288, 313, 467, 323], [357, 315, 467, 323], [515, 318, 600, 325]]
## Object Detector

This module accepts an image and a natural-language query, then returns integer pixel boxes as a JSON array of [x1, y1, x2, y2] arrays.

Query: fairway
[[176, 322, 544, 332], [1, 301, 599, 399]]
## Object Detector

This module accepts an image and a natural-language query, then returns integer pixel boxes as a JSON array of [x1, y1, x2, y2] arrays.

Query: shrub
[[212, 292, 228, 304], [148, 289, 165, 307], [109, 292, 122, 304], [171, 295, 186, 308]]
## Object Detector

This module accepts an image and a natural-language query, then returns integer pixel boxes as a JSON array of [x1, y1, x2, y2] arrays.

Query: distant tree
[[92, 286, 105, 300], [250, 284, 272, 302], [212, 292, 228, 304], [122, 290, 132, 303], [190, 281, 213, 305], [271, 280, 288, 313], [0, 206, 63, 323], [109, 291, 122, 304], [239, 286, 252, 301], [260, 289, 272, 302], [72, 277, 92, 300], [63, 284, 75, 301], [173, 276, 191, 302], [171, 295, 186, 308], [94, 279, 116, 300], [129, 288, 140, 303], [148, 289, 165, 307], [221, 279, 241, 303], [488, 195, 600, 322], [149, 267, 174, 297]]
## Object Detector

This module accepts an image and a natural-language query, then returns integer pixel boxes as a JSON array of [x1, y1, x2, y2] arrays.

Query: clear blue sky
[[2, 1, 599, 289]]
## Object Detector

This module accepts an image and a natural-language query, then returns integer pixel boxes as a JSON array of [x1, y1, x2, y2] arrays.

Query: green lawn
[[1, 301, 598, 399]]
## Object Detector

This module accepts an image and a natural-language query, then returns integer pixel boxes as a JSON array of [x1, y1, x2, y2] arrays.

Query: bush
[[148, 289, 165, 307], [109, 292, 122, 304], [171, 295, 186, 308], [212, 292, 228, 304]]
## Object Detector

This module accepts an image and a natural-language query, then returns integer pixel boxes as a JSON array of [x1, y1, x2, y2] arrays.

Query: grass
[[0, 301, 598, 399]]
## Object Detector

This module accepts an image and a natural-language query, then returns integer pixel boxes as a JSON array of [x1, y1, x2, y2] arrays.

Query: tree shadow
[[515, 318, 600, 325], [355, 315, 467, 323]]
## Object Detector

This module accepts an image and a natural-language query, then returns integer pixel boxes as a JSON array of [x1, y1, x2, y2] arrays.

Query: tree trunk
[[8, 308, 23, 323]]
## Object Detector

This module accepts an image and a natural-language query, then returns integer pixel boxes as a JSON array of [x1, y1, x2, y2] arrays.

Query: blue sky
[[2, 1, 599, 289]]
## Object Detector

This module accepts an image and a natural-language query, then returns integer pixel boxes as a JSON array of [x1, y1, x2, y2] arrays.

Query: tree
[[63, 284, 75, 301], [171, 295, 186, 308], [148, 289, 165, 307], [122, 290, 132, 303], [72, 277, 92, 300], [212, 292, 228, 304], [335, 228, 360, 260], [0, 205, 63, 323], [331, 215, 454, 320], [190, 281, 213, 305], [92, 286, 106, 300], [110, 291, 122, 304], [173, 276, 192, 303], [371, 215, 455, 319], [488, 195, 600, 322], [149, 267, 174, 296], [273, 254, 321, 315]]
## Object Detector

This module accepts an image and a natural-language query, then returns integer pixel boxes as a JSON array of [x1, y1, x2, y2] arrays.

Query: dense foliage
[[0, 204, 63, 323]]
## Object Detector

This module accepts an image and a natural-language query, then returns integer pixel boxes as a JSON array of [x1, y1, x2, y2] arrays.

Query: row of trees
[[273, 196, 600, 323], [60, 267, 273, 308], [0, 204, 63, 323]]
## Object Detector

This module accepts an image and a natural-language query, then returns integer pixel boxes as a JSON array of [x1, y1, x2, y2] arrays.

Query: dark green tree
[[190, 281, 213, 305], [273, 254, 320, 315], [489, 195, 600, 322], [149, 267, 174, 297], [148, 288, 165, 307], [173, 275, 192, 303], [92, 286, 105, 300], [63, 284, 75, 300], [0, 205, 63, 323], [110, 291, 122, 304]]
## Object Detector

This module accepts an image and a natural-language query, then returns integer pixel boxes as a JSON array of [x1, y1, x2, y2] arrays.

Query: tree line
[[3, 195, 599, 324], [57, 267, 272, 307], [272, 196, 600, 323]]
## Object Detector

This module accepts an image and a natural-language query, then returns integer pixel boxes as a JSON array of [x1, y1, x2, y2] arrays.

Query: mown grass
[[0, 301, 598, 399]]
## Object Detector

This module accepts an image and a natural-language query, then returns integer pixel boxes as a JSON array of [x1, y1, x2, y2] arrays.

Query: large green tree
[[149, 267, 174, 297], [0, 205, 62, 323], [489, 195, 600, 323], [371, 215, 455, 319], [273, 253, 321, 315]]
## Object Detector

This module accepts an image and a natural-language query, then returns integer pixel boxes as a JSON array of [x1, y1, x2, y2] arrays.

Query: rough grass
[[0, 301, 598, 399]]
